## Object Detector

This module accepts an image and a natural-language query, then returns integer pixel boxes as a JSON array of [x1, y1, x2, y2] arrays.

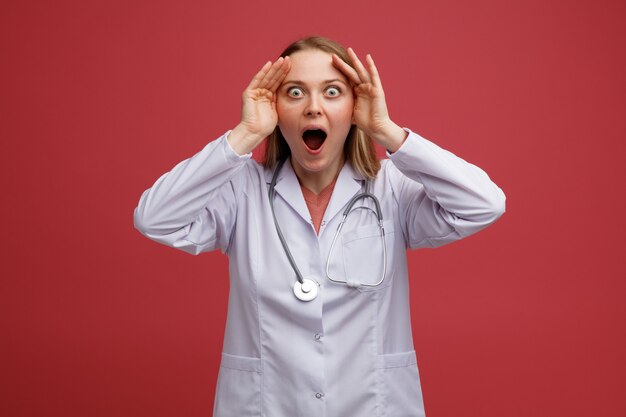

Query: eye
[[325, 86, 341, 97], [287, 87, 304, 98]]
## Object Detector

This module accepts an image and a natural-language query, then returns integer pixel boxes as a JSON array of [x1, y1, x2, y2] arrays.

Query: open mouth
[[302, 129, 327, 151]]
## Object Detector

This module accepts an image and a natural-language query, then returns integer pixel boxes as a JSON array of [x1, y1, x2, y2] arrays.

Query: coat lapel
[[272, 159, 312, 224]]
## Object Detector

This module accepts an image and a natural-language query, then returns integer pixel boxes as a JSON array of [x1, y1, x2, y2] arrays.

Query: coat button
[[315, 392, 324, 399], [314, 333, 322, 341]]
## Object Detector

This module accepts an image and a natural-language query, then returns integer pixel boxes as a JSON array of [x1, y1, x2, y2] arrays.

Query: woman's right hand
[[228, 57, 291, 155]]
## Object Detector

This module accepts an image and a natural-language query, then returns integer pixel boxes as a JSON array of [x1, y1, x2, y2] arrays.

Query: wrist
[[370, 121, 407, 153], [228, 123, 266, 155]]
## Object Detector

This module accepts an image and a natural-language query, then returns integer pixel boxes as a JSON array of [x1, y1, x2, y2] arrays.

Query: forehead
[[284, 49, 348, 84]]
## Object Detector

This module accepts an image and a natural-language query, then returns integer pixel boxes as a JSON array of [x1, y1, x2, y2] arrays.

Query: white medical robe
[[134, 129, 506, 417]]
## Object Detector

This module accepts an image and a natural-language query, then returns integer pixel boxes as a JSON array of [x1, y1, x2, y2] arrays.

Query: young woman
[[134, 36, 505, 417]]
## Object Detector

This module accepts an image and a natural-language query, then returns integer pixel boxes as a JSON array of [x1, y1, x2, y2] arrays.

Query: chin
[[298, 159, 326, 173], [291, 153, 327, 172]]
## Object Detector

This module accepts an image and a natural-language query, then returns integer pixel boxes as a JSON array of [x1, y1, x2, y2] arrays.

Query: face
[[276, 49, 354, 180]]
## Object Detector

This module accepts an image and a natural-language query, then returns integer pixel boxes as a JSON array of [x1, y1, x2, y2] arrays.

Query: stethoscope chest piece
[[293, 278, 319, 302]]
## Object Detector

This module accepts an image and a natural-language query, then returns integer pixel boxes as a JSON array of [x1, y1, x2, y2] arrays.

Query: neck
[[291, 157, 344, 195]]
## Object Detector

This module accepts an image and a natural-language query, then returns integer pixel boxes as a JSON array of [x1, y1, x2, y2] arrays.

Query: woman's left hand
[[332, 48, 407, 152]]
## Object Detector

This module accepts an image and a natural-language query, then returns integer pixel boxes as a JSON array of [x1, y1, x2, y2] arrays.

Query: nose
[[304, 95, 322, 116]]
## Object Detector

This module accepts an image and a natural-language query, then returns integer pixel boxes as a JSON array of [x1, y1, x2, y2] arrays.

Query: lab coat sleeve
[[133, 131, 252, 255], [387, 129, 506, 249]]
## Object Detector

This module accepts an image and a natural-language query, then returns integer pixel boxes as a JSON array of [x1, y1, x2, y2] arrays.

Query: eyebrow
[[282, 78, 348, 86]]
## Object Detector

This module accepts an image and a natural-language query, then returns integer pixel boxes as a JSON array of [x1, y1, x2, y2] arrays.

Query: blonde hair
[[262, 36, 381, 179]]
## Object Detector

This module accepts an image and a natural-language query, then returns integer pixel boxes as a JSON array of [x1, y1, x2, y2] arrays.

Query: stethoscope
[[268, 158, 387, 302]]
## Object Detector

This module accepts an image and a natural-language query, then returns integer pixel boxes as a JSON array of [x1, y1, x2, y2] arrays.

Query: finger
[[266, 56, 291, 92], [258, 57, 285, 88], [365, 54, 383, 89], [347, 47, 371, 84], [247, 61, 272, 90], [263, 58, 286, 91], [331, 54, 361, 86]]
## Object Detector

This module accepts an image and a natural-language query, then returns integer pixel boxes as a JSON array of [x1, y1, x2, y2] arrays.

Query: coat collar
[[267, 158, 365, 227]]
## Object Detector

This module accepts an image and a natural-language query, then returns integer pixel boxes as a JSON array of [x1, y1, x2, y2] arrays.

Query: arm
[[332, 49, 504, 247], [134, 57, 292, 254], [133, 134, 250, 254], [387, 130, 505, 248]]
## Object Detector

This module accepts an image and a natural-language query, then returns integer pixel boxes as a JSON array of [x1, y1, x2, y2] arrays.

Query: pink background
[[2, 0, 625, 416]]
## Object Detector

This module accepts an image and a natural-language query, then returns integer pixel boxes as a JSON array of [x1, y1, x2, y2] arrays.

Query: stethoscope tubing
[[326, 195, 387, 288], [268, 158, 387, 299], [268, 158, 306, 285]]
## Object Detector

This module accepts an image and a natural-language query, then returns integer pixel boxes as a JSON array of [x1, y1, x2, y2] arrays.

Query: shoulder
[[375, 158, 404, 184], [237, 158, 267, 191]]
